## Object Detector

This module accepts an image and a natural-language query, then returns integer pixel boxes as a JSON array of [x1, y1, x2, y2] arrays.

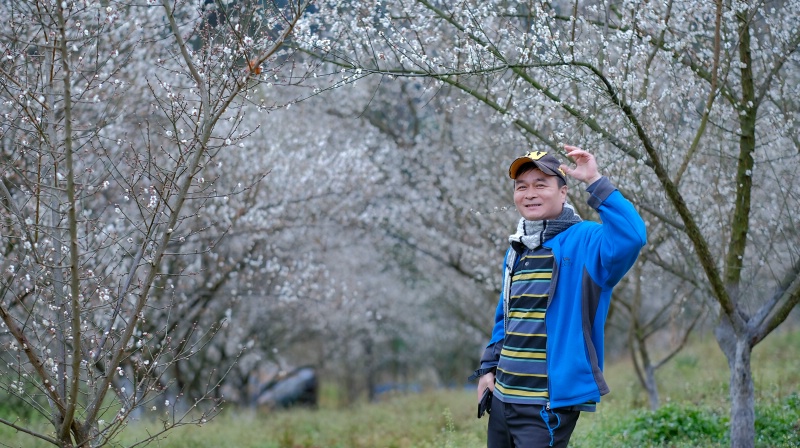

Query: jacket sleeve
[[586, 177, 647, 286]]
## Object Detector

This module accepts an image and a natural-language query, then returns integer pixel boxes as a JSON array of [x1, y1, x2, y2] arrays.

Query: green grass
[[112, 391, 485, 448], [2, 329, 798, 447]]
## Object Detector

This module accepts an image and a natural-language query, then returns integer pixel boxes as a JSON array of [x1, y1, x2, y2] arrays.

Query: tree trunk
[[716, 318, 756, 448], [364, 336, 377, 402], [645, 365, 660, 411], [728, 340, 755, 448]]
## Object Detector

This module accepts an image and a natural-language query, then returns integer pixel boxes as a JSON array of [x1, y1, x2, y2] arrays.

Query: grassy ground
[[2, 328, 798, 447]]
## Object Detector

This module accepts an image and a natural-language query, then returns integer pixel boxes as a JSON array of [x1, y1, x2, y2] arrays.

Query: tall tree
[[0, 0, 314, 445], [304, 1, 800, 446]]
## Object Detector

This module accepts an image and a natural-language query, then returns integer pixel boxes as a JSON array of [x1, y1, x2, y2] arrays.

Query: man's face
[[513, 168, 568, 221]]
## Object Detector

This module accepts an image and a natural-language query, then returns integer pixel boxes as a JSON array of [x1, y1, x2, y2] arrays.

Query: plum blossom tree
[[301, 1, 800, 446], [0, 0, 317, 445]]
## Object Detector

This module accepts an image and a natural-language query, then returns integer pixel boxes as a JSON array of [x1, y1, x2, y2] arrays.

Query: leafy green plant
[[754, 393, 800, 448], [618, 402, 728, 446]]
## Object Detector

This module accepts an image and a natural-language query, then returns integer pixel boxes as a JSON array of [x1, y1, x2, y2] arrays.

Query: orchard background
[[1, 1, 798, 447]]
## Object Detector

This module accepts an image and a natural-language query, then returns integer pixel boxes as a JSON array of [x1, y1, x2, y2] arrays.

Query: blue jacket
[[481, 177, 646, 409]]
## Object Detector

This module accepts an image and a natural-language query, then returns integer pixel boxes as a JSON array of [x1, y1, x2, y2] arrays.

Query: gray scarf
[[508, 203, 583, 250]]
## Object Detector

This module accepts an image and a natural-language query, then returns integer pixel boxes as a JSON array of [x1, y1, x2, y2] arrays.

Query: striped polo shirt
[[494, 246, 552, 406]]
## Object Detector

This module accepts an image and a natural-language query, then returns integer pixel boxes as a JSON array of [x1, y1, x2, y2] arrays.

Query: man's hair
[[515, 162, 567, 187]]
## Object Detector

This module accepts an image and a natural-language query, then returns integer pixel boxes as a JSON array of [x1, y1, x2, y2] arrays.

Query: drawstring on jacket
[[539, 407, 561, 446]]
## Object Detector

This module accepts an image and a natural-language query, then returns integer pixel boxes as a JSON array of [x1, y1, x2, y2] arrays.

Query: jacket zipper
[[545, 250, 560, 409]]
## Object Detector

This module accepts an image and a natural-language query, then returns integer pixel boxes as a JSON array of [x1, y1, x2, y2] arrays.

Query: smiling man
[[470, 146, 647, 448]]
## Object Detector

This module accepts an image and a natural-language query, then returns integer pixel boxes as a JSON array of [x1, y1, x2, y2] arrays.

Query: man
[[471, 146, 646, 447]]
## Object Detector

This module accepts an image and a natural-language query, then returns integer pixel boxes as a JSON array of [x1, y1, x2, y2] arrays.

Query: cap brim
[[508, 157, 530, 179]]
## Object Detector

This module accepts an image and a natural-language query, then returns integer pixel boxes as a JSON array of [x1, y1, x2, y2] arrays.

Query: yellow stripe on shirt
[[494, 383, 549, 398], [512, 272, 552, 281], [501, 348, 546, 359], [508, 310, 545, 319]]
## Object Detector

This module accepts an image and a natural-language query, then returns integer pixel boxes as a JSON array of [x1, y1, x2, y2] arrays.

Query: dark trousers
[[487, 395, 580, 448]]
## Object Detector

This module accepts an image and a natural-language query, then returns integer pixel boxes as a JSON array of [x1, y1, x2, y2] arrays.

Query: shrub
[[608, 394, 800, 448], [617, 402, 728, 446], [754, 393, 800, 448]]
